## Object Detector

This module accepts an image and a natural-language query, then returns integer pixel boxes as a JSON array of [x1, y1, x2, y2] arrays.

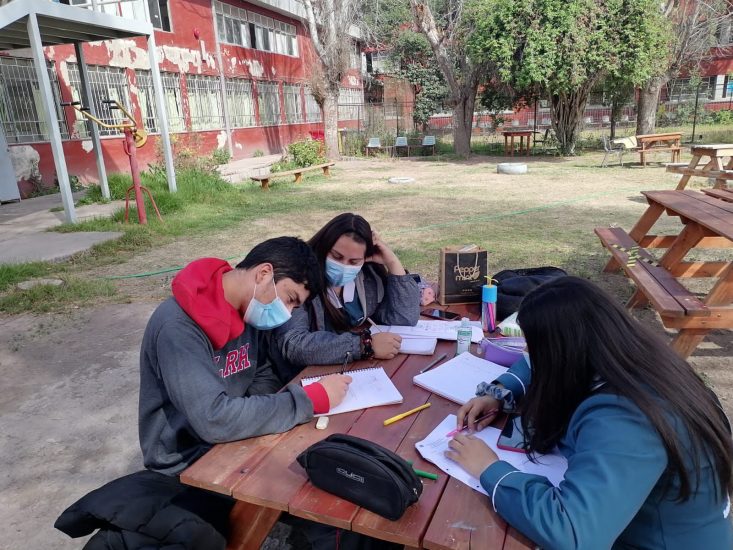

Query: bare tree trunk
[[322, 91, 340, 160], [410, 0, 485, 158], [453, 87, 477, 157], [636, 75, 668, 135], [551, 89, 589, 156]]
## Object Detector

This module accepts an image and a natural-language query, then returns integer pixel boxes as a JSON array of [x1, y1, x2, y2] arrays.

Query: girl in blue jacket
[[447, 276, 732, 549]]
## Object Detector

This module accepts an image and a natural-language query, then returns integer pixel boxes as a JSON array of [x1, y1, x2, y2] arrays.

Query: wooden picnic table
[[635, 132, 682, 166], [666, 144, 733, 190], [181, 306, 536, 550], [596, 189, 733, 358], [502, 130, 532, 157]]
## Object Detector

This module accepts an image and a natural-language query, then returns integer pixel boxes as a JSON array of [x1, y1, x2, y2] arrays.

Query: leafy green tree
[[469, 0, 669, 155], [409, 0, 492, 156], [389, 31, 448, 129], [636, 1, 728, 135]]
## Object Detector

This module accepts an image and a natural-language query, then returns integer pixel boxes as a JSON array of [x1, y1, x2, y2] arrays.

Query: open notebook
[[301, 367, 403, 416], [413, 352, 508, 405]]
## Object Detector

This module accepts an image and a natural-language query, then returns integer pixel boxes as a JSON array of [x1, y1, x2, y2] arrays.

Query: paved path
[[0, 193, 124, 265]]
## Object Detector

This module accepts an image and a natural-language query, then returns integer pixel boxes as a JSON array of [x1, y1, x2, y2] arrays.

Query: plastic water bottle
[[456, 317, 472, 355]]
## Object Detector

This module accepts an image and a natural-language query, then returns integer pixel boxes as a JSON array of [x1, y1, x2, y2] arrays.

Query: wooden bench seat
[[665, 165, 733, 180], [595, 227, 709, 318], [250, 162, 335, 190]]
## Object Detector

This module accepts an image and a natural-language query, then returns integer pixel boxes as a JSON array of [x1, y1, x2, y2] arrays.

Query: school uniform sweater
[[480, 357, 733, 549], [138, 258, 328, 476], [272, 264, 420, 383]]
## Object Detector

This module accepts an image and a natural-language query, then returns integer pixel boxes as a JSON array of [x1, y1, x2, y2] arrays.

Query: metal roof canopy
[[0, 0, 177, 223]]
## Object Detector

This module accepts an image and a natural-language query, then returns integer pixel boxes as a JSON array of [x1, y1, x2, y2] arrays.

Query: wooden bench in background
[[595, 227, 710, 321], [635, 132, 682, 166], [250, 162, 335, 190]]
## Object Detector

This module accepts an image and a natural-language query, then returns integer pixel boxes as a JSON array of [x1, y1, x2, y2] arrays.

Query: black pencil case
[[296, 433, 423, 521]]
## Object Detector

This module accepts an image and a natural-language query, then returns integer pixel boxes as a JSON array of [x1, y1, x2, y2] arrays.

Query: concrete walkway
[[216, 153, 281, 183], [0, 193, 124, 265]]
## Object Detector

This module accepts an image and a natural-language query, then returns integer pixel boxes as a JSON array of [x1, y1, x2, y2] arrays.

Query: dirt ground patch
[[1, 152, 730, 548]]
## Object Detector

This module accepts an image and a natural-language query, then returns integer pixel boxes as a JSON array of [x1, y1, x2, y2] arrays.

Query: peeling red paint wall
[[9, 0, 362, 196]]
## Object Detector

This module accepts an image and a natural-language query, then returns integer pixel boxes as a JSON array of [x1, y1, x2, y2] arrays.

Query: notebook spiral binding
[[301, 366, 382, 383]]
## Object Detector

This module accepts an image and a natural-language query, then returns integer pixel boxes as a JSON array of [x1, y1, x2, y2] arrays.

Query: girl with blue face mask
[[271, 213, 421, 384]]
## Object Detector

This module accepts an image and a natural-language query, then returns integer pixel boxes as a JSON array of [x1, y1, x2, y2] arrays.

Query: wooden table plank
[[702, 189, 733, 203], [351, 344, 459, 546], [288, 350, 440, 535], [239, 355, 409, 514], [423, 477, 508, 550], [180, 433, 286, 495], [690, 144, 733, 157], [643, 191, 733, 239], [681, 190, 733, 214]]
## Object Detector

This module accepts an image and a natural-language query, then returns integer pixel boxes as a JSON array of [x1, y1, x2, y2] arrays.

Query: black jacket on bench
[[54, 470, 234, 550]]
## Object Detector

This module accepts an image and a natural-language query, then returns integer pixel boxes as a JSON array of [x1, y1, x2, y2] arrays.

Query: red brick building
[[0, 0, 364, 196]]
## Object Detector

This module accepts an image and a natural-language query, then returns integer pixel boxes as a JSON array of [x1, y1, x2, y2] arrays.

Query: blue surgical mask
[[243, 278, 291, 330], [325, 257, 362, 287]]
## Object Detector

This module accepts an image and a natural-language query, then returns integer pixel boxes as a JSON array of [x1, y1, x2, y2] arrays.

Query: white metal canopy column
[[27, 12, 77, 223], [0, 0, 178, 223]]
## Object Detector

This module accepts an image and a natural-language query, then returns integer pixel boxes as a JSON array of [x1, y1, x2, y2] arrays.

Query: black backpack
[[494, 267, 567, 322]]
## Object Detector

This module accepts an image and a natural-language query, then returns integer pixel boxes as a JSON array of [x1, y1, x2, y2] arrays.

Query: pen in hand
[[340, 351, 352, 375], [445, 409, 499, 437]]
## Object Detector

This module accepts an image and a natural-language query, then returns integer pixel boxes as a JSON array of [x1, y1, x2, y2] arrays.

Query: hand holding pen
[[453, 395, 502, 435]]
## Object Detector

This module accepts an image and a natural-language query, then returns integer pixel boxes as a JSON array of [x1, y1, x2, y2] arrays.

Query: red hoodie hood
[[172, 258, 244, 350]]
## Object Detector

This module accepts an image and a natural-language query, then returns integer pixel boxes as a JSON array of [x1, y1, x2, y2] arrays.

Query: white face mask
[[243, 277, 292, 330]]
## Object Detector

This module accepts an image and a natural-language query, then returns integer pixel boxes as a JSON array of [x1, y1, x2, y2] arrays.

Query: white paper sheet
[[416, 415, 568, 495], [376, 319, 484, 343]]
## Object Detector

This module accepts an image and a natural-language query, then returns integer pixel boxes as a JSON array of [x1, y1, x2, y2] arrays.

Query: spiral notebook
[[301, 367, 403, 416]]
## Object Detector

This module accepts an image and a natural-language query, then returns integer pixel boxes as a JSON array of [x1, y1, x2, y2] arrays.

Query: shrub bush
[[288, 139, 325, 167]]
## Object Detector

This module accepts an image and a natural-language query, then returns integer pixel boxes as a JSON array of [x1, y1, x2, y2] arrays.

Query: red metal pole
[[124, 128, 147, 225]]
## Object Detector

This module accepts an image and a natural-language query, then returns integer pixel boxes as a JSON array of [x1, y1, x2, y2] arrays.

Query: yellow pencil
[[383, 402, 431, 426]]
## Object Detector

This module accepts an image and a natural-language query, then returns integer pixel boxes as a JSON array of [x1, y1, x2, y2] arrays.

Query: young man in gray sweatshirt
[[139, 236, 351, 476]]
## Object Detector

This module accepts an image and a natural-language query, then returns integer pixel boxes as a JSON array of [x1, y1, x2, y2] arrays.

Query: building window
[[0, 57, 69, 143], [257, 81, 281, 126], [349, 42, 361, 70], [338, 87, 363, 121], [67, 64, 130, 137], [283, 84, 303, 124], [147, 0, 172, 31], [160, 72, 186, 132], [305, 89, 322, 122], [214, 1, 249, 47], [724, 75, 733, 99], [274, 20, 298, 57], [225, 78, 256, 128], [135, 71, 186, 133], [134, 70, 158, 134], [213, 2, 297, 56], [667, 77, 717, 102], [187, 74, 224, 131]]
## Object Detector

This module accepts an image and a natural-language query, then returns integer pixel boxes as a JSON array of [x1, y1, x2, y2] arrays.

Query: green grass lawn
[[0, 147, 726, 314]]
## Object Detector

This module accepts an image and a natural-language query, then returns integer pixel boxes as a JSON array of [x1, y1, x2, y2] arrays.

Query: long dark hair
[[517, 276, 732, 501], [308, 213, 385, 331]]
